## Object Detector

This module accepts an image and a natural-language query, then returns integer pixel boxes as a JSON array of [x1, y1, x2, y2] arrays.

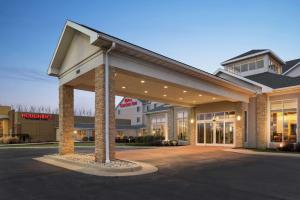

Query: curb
[[33, 155, 158, 177], [223, 149, 300, 158]]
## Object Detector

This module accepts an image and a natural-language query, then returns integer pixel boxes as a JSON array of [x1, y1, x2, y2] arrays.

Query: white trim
[[214, 68, 273, 93], [282, 62, 300, 75], [221, 50, 285, 66]]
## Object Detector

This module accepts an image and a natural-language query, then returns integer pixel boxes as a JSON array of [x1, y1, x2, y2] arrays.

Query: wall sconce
[[190, 119, 194, 124], [73, 130, 78, 134], [237, 115, 241, 121]]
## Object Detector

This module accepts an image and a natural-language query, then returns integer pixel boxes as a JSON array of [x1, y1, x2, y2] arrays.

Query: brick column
[[59, 85, 74, 155], [94, 66, 116, 163], [235, 102, 247, 148], [256, 94, 268, 148], [189, 107, 196, 145]]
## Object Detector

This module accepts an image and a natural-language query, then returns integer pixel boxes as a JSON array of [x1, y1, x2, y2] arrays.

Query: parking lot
[[1, 146, 300, 200]]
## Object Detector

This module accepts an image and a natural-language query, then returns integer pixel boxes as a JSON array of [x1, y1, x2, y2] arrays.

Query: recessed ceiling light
[[183, 90, 187, 93], [144, 91, 148, 94], [163, 94, 167, 97], [140, 80, 145, 83], [122, 86, 126, 89], [212, 97, 216, 100], [198, 94, 202, 97], [179, 97, 183, 100], [114, 73, 118, 77], [164, 85, 168, 89]]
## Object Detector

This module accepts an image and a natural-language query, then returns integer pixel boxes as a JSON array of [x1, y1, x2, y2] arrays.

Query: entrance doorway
[[196, 112, 235, 146]]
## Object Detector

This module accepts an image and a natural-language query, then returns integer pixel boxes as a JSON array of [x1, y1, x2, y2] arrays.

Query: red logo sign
[[21, 113, 53, 120], [120, 98, 137, 108]]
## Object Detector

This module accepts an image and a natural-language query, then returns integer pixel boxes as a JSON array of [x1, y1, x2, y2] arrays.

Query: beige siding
[[60, 32, 100, 75]]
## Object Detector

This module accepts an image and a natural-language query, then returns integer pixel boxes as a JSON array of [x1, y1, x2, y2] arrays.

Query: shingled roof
[[246, 72, 300, 89], [224, 49, 267, 63], [282, 58, 300, 73]]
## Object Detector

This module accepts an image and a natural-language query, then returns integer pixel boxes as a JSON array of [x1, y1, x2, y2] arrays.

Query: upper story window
[[118, 110, 121, 115], [154, 104, 157, 109], [226, 58, 264, 74], [137, 117, 140, 123], [136, 106, 140, 112]]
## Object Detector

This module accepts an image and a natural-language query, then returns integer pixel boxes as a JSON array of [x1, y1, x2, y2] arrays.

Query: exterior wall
[[115, 98, 144, 125], [15, 112, 58, 142]]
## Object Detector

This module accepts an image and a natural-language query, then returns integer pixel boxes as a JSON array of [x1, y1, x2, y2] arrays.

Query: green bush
[[135, 135, 165, 146]]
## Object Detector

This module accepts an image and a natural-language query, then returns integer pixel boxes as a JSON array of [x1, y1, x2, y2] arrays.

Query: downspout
[[105, 42, 116, 163]]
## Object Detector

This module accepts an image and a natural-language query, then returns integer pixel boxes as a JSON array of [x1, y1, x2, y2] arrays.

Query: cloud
[[0, 66, 56, 83]]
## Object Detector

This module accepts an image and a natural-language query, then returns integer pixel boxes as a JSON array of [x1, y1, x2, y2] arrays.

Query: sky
[[0, 0, 300, 112]]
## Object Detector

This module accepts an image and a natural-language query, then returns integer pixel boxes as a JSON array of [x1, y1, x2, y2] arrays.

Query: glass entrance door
[[196, 112, 235, 145]]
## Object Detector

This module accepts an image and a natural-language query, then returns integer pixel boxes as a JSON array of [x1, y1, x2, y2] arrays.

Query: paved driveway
[[1, 146, 300, 200]]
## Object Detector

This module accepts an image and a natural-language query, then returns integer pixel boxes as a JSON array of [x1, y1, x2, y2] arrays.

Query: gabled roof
[[246, 72, 300, 89], [221, 49, 285, 66], [282, 58, 300, 74], [47, 20, 255, 97]]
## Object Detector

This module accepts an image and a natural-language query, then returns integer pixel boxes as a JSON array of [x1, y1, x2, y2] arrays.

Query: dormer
[[221, 49, 285, 77]]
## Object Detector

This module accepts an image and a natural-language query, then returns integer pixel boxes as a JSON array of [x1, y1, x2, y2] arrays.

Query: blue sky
[[0, 0, 300, 112]]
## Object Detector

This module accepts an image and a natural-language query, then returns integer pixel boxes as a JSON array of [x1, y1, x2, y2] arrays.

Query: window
[[256, 60, 264, 68], [249, 62, 256, 70], [118, 110, 121, 115], [234, 65, 241, 73], [137, 106, 140, 112], [154, 104, 157, 108], [137, 117, 140, 123], [270, 100, 297, 143], [241, 63, 248, 72], [151, 116, 166, 137], [147, 105, 150, 111], [177, 111, 188, 141], [244, 111, 248, 143]]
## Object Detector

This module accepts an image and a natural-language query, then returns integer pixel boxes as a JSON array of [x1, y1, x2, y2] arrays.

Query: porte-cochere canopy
[[48, 20, 255, 163]]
